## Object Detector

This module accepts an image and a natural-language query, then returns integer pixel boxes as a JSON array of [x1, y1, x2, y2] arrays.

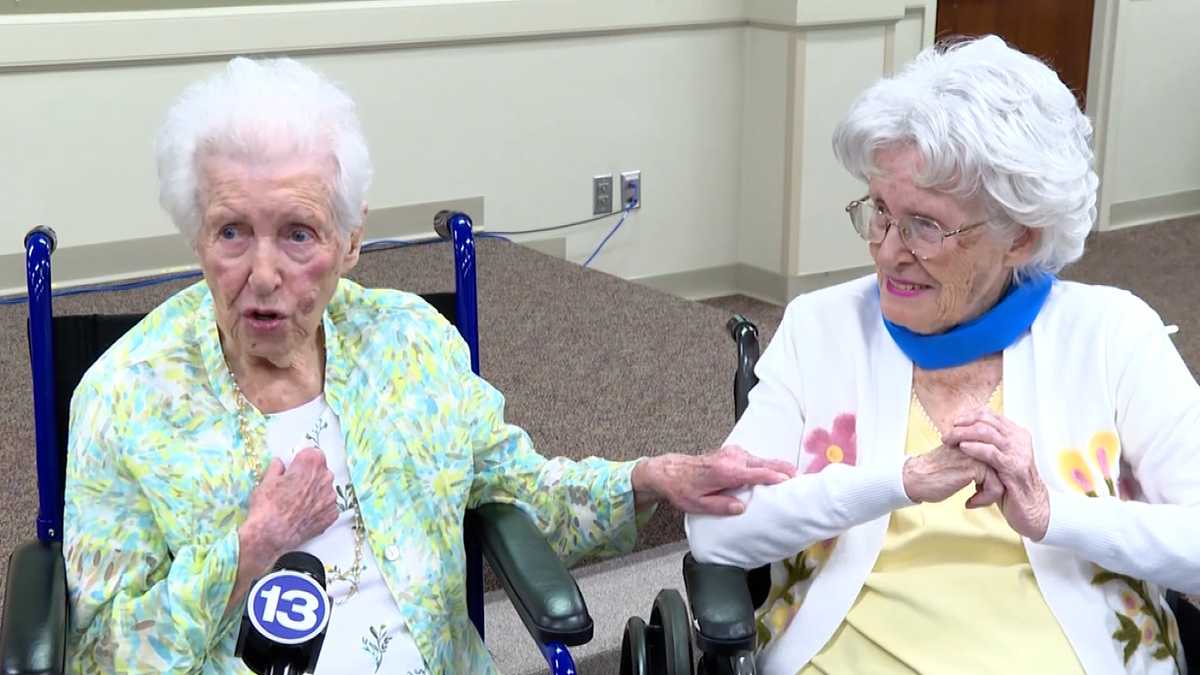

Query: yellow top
[[801, 385, 1083, 674]]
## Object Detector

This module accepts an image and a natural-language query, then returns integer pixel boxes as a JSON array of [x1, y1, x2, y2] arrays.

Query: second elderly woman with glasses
[[687, 36, 1199, 674]]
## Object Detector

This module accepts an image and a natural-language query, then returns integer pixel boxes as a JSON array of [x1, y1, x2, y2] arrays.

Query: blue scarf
[[881, 274, 1054, 369]]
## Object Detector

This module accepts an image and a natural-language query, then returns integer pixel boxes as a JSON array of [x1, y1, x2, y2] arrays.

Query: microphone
[[235, 552, 332, 675]]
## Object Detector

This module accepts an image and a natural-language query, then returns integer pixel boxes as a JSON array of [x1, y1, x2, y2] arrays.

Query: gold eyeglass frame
[[845, 194, 988, 260]]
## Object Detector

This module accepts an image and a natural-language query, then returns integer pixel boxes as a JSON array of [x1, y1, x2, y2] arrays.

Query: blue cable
[[0, 269, 204, 306], [583, 207, 632, 268], [360, 236, 444, 252]]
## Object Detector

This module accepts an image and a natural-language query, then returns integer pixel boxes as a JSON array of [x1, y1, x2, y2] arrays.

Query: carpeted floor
[[1062, 214, 1200, 376], [0, 213, 1196, 611]]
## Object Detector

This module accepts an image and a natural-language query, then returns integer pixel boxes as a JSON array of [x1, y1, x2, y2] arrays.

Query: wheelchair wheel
[[620, 615, 649, 675], [648, 588, 694, 675]]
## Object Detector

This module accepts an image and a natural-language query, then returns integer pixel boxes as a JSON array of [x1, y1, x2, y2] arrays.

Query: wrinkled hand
[[632, 445, 796, 516], [241, 448, 339, 568], [943, 409, 1050, 540], [902, 443, 1003, 507]]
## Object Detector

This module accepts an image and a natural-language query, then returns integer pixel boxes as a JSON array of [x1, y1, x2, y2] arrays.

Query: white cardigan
[[687, 275, 1200, 675]]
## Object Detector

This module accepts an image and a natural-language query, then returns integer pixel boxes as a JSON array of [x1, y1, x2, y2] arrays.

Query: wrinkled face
[[195, 153, 362, 368], [869, 145, 1033, 334]]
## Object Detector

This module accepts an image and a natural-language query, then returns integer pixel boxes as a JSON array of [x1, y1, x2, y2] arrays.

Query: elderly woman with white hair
[[62, 57, 795, 674], [687, 35, 1200, 674]]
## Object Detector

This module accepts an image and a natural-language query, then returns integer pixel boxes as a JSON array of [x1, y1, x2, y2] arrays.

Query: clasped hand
[[905, 409, 1051, 540]]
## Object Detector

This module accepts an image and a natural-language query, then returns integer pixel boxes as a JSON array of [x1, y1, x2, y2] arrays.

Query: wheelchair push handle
[[25, 226, 58, 254], [26, 225, 64, 543], [727, 314, 760, 424], [725, 314, 756, 342], [433, 210, 473, 242]]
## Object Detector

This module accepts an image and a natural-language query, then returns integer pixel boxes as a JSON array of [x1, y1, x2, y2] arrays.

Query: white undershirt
[[266, 395, 428, 675]]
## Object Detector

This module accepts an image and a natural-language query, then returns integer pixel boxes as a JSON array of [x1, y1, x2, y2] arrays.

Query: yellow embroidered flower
[[1120, 590, 1142, 613], [1089, 431, 1119, 496], [807, 538, 837, 566], [1058, 449, 1098, 497], [766, 600, 798, 635], [1142, 622, 1158, 646]]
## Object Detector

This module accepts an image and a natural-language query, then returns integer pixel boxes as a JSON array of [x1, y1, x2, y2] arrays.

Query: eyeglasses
[[844, 194, 987, 260]]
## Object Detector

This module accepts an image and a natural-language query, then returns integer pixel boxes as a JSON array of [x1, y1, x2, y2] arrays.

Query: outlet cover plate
[[593, 174, 614, 215], [621, 170, 641, 209]]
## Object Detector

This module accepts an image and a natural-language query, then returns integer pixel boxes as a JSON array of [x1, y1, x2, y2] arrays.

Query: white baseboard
[[517, 237, 567, 259], [635, 262, 874, 304], [1108, 189, 1200, 230]]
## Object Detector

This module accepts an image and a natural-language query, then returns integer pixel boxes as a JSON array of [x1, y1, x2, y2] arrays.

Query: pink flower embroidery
[[803, 414, 857, 473], [1060, 432, 1123, 498], [1058, 449, 1098, 497], [1121, 590, 1142, 613], [1090, 431, 1119, 497]]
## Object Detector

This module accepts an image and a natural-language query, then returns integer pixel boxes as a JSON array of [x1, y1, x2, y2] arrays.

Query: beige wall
[[736, 27, 790, 275], [1091, 0, 1200, 230], [3, 0, 1188, 298], [0, 1, 749, 290], [735, 2, 936, 292], [0, 0, 330, 12]]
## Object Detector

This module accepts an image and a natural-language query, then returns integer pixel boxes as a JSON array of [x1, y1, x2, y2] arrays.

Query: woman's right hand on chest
[[239, 448, 340, 568]]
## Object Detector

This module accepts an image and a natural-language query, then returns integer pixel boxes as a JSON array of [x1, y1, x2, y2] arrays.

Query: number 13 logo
[[247, 570, 331, 644]]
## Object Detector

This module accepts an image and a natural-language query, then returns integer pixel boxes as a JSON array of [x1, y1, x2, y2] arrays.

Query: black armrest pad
[[683, 553, 757, 655], [1, 540, 67, 675], [467, 504, 593, 646]]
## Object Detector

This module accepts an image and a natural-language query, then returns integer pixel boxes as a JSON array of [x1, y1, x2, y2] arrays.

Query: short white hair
[[156, 56, 373, 242], [832, 35, 1097, 279]]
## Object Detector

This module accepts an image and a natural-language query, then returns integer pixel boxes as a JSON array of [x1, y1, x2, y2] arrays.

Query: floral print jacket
[[64, 279, 641, 674]]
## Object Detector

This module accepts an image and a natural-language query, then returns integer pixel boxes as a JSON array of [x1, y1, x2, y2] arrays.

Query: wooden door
[[935, 0, 1095, 110]]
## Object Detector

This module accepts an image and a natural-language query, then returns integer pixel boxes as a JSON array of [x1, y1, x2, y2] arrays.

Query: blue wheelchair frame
[[23, 215, 579, 674]]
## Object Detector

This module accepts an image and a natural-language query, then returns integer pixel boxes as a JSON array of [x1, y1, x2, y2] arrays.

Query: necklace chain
[[232, 380, 367, 604], [912, 380, 1002, 441]]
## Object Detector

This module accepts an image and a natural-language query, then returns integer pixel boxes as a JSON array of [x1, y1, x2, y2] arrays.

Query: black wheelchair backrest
[[41, 314, 145, 484]]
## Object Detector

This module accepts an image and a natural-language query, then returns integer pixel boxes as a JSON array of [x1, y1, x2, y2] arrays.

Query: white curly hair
[[832, 35, 1097, 279], [155, 56, 373, 242]]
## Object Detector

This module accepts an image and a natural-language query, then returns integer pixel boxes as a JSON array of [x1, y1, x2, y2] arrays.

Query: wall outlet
[[593, 174, 614, 215], [621, 170, 641, 210]]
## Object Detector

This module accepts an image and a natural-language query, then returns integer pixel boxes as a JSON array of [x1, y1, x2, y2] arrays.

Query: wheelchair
[[0, 216, 592, 675], [626, 314, 1200, 675]]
